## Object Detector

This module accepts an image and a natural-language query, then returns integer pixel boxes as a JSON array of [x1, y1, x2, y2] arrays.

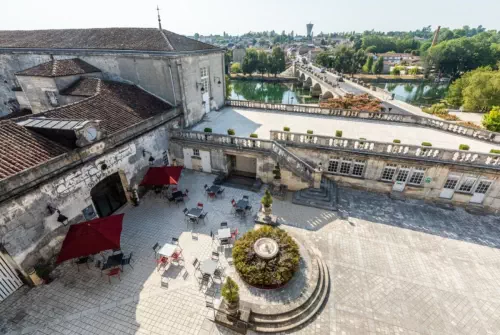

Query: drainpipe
[[168, 60, 177, 107], [176, 59, 189, 127]]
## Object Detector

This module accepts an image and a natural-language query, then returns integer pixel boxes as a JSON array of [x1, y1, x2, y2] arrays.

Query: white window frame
[[192, 149, 200, 157], [200, 67, 209, 92], [408, 168, 426, 186], [326, 158, 365, 177], [381, 164, 397, 181], [352, 160, 365, 177], [457, 176, 478, 194], [473, 180, 492, 194], [327, 158, 339, 173], [395, 166, 411, 183], [443, 177, 459, 190], [339, 160, 352, 175]]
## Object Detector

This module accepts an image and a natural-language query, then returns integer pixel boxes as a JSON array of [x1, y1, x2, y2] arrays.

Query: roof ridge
[[159, 29, 174, 51], [51, 59, 58, 76]]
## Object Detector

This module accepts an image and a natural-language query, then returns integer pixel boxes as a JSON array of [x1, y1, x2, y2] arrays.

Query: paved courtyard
[[1, 170, 500, 335], [192, 108, 500, 153]]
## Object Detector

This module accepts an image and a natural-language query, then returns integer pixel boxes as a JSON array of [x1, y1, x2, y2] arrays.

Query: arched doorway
[[90, 172, 127, 217]]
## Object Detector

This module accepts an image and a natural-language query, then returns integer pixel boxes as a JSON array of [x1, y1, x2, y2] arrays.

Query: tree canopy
[[268, 47, 286, 76], [482, 106, 500, 131], [315, 46, 367, 75], [242, 48, 259, 75]]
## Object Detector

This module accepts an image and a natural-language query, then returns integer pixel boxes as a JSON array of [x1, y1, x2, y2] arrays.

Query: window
[[408, 168, 426, 185], [474, 181, 492, 194], [200, 67, 208, 77], [193, 149, 200, 157], [457, 177, 477, 193], [45, 91, 59, 107], [381, 164, 397, 181], [200, 67, 209, 92], [327, 159, 339, 173], [339, 160, 352, 175], [352, 160, 365, 177], [443, 178, 458, 190], [162, 151, 169, 166]]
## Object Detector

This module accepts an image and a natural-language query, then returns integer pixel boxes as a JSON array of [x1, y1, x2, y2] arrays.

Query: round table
[[200, 259, 218, 275]]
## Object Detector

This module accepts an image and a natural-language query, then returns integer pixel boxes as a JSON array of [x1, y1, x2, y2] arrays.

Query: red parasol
[[139, 166, 183, 186]]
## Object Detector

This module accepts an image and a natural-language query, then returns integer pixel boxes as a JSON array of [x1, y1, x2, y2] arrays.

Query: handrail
[[270, 130, 500, 170]]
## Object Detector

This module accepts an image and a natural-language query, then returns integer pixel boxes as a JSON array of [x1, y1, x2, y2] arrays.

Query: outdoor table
[[218, 228, 231, 240], [207, 185, 220, 194], [172, 191, 183, 199], [187, 207, 203, 218], [200, 259, 218, 276], [236, 199, 249, 210], [106, 252, 123, 267], [158, 243, 177, 258]]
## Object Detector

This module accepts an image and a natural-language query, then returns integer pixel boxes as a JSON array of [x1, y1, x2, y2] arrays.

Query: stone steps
[[292, 177, 337, 211], [251, 259, 330, 333]]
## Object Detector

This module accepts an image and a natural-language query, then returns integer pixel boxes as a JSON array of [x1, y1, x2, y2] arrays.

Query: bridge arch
[[322, 91, 334, 100], [304, 76, 313, 89], [310, 83, 322, 97]]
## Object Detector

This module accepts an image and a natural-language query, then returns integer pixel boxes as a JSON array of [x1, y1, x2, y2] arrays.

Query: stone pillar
[[313, 169, 322, 189]]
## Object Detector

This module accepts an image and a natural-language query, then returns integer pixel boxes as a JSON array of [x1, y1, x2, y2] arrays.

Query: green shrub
[[283, 126, 290, 132], [421, 142, 432, 147], [335, 130, 342, 137], [227, 129, 235, 135], [393, 139, 401, 143], [233, 226, 300, 287], [203, 128, 212, 133], [306, 130, 313, 134], [261, 189, 273, 208], [459, 144, 470, 150], [272, 163, 281, 180], [490, 149, 500, 154], [221, 277, 239, 303], [482, 106, 500, 132], [359, 137, 366, 140], [250, 133, 258, 138]]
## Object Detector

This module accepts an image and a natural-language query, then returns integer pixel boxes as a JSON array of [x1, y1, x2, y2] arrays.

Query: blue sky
[[2, 0, 498, 35]]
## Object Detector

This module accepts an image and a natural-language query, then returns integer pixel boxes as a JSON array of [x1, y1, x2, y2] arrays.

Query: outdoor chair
[[161, 276, 169, 289], [152, 243, 160, 258], [175, 197, 184, 206], [192, 258, 201, 270], [213, 268, 224, 283], [167, 196, 176, 206], [216, 188, 225, 198], [172, 237, 180, 246], [189, 217, 198, 225], [183, 189, 189, 200], [197, 202, 204, 209], [220, 222, 228, 228], [121, 252, 134, 271], [156, 256, 168, 271], [220, 238, 230, 247], [231, 228, 239, 240], [107, 268, 121, 284], [243, 195, 249, 200], [171, 251, 183, 264], [199, 212, 208, 223], [211, 252, 220, 261], [200, 273, 211, 290], [245, 204, 253, 212], [75, 256, 90, 271], [183, 208, 188, 214], [235, 207, 245, 216], [204, 184, 208, 191], [172, 187, 178, 192], [207, 192, 216, 200]]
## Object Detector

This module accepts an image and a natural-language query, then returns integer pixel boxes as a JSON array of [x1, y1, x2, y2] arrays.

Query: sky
[[2, 0, 499, 36]]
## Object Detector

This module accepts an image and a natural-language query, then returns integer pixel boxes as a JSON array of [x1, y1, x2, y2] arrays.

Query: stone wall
[[0, 123, 172, 272]]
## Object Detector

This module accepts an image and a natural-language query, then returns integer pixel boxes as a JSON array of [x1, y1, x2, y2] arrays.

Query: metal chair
[[243, 195, 249, 200], [183, 189, 189, 200], [220, 222, 228, 228], [121, 252, 134, 271], [200, 273, 211, 290], [208, 192, 216, 200], [216, 188, 225, 198], [213, 268, 224, 283], [199, 212, 208, 223], [192, 257, 201, 271], [107, 268, 121, 284], [211, 252, 220, 261], [152, 243, 160, 258]]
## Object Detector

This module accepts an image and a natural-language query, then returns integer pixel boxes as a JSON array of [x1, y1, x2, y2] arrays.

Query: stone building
[[0, 27, 225, 300]]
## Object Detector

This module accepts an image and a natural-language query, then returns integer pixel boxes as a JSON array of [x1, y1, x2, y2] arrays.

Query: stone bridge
[[292, 64, 344, 100]]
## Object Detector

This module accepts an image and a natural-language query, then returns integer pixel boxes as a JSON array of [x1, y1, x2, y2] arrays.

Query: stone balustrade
[[225, 99, 499, 143], [270, 130, 500, 170]]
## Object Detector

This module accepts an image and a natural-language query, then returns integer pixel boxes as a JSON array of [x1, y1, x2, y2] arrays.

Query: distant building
[[306, 23, 314, 39], [372, 53, 421, 73]]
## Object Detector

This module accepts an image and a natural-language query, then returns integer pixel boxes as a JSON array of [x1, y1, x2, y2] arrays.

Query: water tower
[[306, 23, 314, 39]]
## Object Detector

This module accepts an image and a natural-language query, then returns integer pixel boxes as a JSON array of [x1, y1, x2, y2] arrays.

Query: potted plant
[[261, 189, 273, 215], [128, 187, 140, 206], [222, 276, 240, 317], [272, 163, 281, 187], [227, 129, 235, 144]]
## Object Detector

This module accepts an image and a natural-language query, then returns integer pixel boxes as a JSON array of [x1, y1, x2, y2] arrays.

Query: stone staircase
[[292, 177, 338, 211], [271, 142, 316, 188], [250, 258, 330, 333]]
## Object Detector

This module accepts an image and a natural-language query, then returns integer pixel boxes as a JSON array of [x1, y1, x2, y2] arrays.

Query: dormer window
[[46, 91, 59, 107]]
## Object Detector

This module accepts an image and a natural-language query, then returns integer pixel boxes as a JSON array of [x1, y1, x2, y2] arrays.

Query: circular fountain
[[253, 237, 279, 260]]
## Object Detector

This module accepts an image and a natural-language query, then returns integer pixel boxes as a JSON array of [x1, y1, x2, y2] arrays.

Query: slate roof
[[0, 28, 218, 52], [0, 79, 174, 180], [0, 121, 69, 179], [61, 77, 101, 96], [16, 58, 101, 77]]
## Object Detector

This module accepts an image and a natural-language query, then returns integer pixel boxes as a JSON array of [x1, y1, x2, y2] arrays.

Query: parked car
[[320, 68, 326, 73]]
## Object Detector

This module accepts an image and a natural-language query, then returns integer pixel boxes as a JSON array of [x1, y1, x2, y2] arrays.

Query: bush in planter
[[261, 189, 273, 208], [393, 139, 401, 143], [227, 129, 235, 135], [306, 130, 313, 134], [335, 130, 342, 137], [421, 142, 432, 147], [250, 133, 258, 138], [459, 144, 470, 151], [204, 127, 212, 133], [283, 126, 290, 132], [490, 149, 500, 154], [232, 226, 300, 288], [272, 163, 281, 181], [222, 276, 239, 303]]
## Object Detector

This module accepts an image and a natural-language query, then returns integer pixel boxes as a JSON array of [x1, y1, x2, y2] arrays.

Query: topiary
[[421, 142, 432, 147], [306, 130, 313, 134], [204, 128, 212, 133], [459, 144, 470, 151], [261, 189, 273, 208], [393, 139, 401, 143], [490, 149, 500, 154], [250, 133, 258, 138], [283, 126, 290, 132], [221, 276, 239, 303], [335, 130, 342, 137], [227, 129, 235, 135]]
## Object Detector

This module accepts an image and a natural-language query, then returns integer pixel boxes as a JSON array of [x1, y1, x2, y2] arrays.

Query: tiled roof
[[16, 58, 101, 77], [61, 77, 101, 96], [40, 79, 173, 134], [0, 28, 218, 52], [0, 121, 68, 179]]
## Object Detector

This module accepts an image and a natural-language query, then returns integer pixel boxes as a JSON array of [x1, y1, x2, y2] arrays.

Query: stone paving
[[1, 170, 500, 334]]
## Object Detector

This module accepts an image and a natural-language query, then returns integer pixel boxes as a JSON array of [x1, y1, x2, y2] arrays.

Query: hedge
[[335, 130, 342, 137], [490, 149, 500, 154], [227, 129, 235, 135], [421, 142, 432, 147], [250, 133, 258, 138], [204, 128, 212, 133], [393, 139, 401, 143], [283, 126, 290, 132], [307, 130, 313, 134], [459, 144, 470, 151]]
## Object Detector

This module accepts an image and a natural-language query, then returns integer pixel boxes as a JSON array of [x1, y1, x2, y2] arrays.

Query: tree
[[268, 47, 286, 77], [362, 55, 374, 73], [224, 50, 232, 74], [225, 75, 232, 99], [390, 66, 401, 75], [256, 51, 269, 77], [242, 48, 258, 75], [372, 56, 384, 74], [446, 67, 500, 111], [230, 62, 242, 73], [482, 106, 500, 131]]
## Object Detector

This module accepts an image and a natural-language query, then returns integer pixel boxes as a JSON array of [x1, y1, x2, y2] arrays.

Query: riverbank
[[230, 74, 297, 82], [352, 74, 426, 83]]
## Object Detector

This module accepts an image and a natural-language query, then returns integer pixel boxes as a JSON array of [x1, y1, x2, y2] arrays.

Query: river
[[229, 80, 319, 104], [373, 82, 449, 106]]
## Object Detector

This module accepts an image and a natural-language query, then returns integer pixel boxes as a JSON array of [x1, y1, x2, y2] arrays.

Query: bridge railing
[[270, 130, 500, 169], [225, 100, 499, 143]]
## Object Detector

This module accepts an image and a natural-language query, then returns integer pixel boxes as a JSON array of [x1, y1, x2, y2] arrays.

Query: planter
[[27, 268, 43, 286], [225, 298, 240, 317], [263, 205, 272, 215], [273, 179, 281, 187]]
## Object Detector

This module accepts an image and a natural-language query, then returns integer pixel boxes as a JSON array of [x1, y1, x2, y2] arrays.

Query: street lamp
[[291, 96, 294, 105]]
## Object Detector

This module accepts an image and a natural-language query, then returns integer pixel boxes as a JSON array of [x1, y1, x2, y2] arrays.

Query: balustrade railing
[[270, 130, 500, 169], [226, 100, 499, 143]]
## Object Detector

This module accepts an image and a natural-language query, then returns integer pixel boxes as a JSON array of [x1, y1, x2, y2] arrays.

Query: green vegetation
[[335, 130, 343, 137], [273, 163, 281, 180], [256, 50, 269, 77], [233, 226, 300, 287], [362, 56, 374, 73], [306, 130, 313, 134], [422, 103, 460, 121], [225, 75, 231, 100], [390, 66, 402, 75], [316, 46, 367, 75], [227, 129, 235, 135], [490, 149, 500, 154], [407, 67, 420, 75], [221, 277, 239, 303], [447, 67, 500, 111], [250, 133, 258, 138], [230, 62, 242, 73], [393, 139, 401, 143], [269, 47, 286, 76], [372, 57, 384, 74], [203, 128, 212, 133], [421, 142, 432, 146], [482, 106, 500, 131], [242, 48, 259, 75], [241, 47, 286, 76], [459, 144, 470, 150], [261, 189, 273, 208], [283, 126, 290, 132], [361, 35, 421, 53]]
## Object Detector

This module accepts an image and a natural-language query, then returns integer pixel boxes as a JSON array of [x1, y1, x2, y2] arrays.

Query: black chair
[[121, 252, 134, 271], [189, 217, 198, 225], [192, 257, 200, 270], [199, 212, 208, 223], [167, 196, 176, 206], [100, 262, 114, 277], [211, 252, 220, 261], [75, 256, 90, 271], [175, 197, 184, 206], [200, 273, 211, 290], [245, 205, 253, 212], [204, 184, 208, 192], [220, 222, 228, 228], [152, 243, 160, 258], [243, 195, 249, 200], [216, 188, 225, 198], [172, 237, 179, 245]]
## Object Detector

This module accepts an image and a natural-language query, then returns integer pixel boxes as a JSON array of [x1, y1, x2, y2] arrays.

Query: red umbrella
[[56, 214, 124, 264], [139, 166, 183, 186]]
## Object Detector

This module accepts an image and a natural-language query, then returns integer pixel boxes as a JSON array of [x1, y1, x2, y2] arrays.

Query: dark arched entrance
[[90, 172, 127, 217]]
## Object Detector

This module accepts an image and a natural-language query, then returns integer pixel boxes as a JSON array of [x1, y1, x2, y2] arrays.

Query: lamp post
[[291, 96, 294, 105]]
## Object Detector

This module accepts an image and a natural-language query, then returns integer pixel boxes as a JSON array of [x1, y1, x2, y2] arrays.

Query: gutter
[[0, 47, 225, 57]]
